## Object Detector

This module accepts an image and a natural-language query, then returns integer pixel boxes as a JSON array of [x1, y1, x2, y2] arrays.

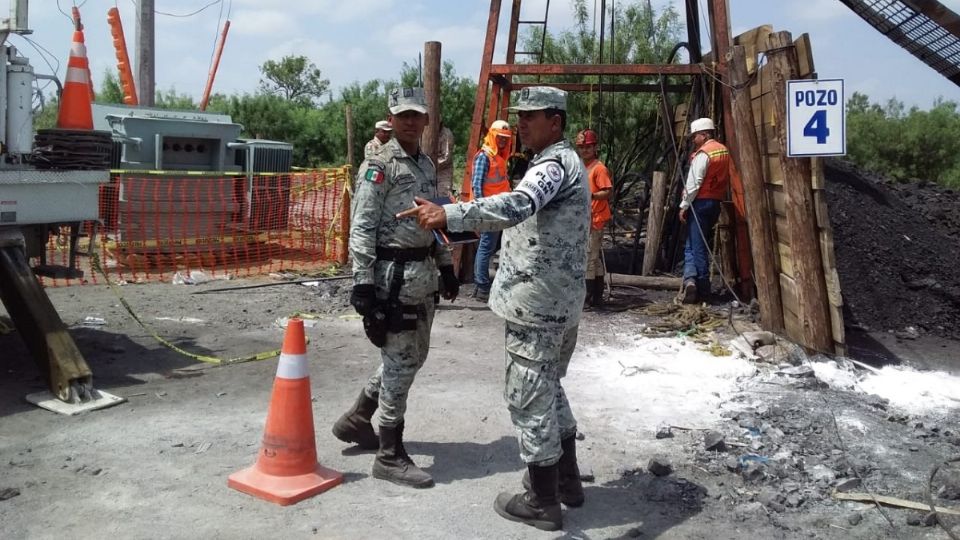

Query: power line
[[155, 0, 223, 18]]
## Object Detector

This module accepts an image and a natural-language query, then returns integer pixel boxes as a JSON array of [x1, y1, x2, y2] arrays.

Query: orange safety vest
[[479, 148, 511, 197], [690, 139, 731, 201]]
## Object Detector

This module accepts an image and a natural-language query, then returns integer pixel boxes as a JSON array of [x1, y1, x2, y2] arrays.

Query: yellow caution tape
[[102, 233, 269, 250], [90, 252, 302, 366]]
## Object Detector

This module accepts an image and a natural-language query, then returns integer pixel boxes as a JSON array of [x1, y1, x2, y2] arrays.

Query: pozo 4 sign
[[786, 79, 845, 157]]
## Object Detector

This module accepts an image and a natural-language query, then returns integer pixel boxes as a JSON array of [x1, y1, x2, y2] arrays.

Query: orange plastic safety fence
[[34, 168, 351, 287]]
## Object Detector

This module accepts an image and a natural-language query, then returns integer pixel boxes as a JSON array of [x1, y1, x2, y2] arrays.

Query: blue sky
[[18, 0, 960, 108]]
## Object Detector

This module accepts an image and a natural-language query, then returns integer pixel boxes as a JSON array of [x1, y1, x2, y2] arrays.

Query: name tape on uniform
[[515, 159, 564, 212]]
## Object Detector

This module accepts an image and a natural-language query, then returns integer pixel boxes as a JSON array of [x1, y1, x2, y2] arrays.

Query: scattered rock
[[834, 478, 862, 493], [0, 488, 20, 501], [921, 512, 937, 527], [575, 431, 586, 441], [906, 515, 921, 526], [778, 365, 816, 378], [847, 512, 863, 526], [939, 484, 960, 500], [895, 326, 920, 340], [724, 456, 741, 472], [741, 462, 767, 483], [626, 526, 644, 537], [647, 457, 674, 477], [704, 431, 726, 451], [579, 473, 595, 483], [655, 426, 674, 439]]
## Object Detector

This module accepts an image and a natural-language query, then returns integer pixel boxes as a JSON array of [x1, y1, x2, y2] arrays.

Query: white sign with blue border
[[786, 79, 845, 157]]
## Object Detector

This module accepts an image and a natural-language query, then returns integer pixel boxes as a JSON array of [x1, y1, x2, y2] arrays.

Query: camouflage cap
[[508, 86, 567, 112], [388, 87, 428, 115]]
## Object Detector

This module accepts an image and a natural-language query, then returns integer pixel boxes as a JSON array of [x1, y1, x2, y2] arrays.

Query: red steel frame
[[462, 0, 735, 197]]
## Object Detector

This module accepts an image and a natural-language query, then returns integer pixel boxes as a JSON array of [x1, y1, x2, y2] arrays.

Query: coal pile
[[823, 159, 960, 339]]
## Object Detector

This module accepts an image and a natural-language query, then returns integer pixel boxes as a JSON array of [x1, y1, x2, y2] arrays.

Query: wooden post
[[423, 41, 442, 163], [345, 104, 355, 169], [766, 31, 832, 352], [135, 0, 155, 106], [727, 44, 784, 333], [642, 171, 668, 275]]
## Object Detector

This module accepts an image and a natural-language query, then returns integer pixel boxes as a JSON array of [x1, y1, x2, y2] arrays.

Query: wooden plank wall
[[739, 27, 846, 355]]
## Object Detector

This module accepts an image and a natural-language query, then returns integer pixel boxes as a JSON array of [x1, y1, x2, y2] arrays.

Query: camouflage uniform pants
[[363, 301, 435, 427], [503, 321, 579, 466]]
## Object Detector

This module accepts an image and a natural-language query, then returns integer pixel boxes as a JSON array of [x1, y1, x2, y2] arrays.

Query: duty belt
[[376, 245, 434, 263]]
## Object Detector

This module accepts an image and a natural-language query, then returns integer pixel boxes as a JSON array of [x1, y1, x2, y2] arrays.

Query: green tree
[[259, 55, 330, 105], [846, 92, 960, 188], [97, 70, 125, 104]]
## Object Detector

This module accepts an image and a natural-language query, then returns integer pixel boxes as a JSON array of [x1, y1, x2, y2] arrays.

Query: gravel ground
[[1, 279, 958, 539]]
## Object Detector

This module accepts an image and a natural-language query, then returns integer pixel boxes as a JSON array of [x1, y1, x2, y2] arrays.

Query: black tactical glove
[[439, 265, 460, 301], [350, 284, 378, 317]]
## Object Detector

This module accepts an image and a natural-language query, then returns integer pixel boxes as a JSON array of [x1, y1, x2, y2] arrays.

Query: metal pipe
[[33, 73, 62, 98]]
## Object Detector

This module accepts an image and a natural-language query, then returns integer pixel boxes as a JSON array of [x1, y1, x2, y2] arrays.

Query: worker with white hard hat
[[679, 117, 734, 304]]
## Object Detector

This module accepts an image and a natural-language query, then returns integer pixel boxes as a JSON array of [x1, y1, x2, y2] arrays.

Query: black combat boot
[[583, 278, 594, 310], [331, 390, 379, 450], [591, 277, 605, 308], [495, 463, 562, 531], [372, 422, 434, 488], [522, 435, 585, 507]]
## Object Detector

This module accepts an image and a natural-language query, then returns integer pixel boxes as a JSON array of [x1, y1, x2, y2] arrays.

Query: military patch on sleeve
[[364, 165, 385, 184]]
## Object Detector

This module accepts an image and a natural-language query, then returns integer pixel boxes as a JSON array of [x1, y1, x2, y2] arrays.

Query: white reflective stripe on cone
[[71, 43, 87, 57], [64, 67, 88, 84], [275, 353, 309, 379]]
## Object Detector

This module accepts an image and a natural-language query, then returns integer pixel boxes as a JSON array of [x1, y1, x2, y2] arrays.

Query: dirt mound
[[823, 159, 960, 339]]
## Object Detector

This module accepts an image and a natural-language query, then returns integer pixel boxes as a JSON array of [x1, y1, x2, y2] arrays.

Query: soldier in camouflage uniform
[[397, 86, 589, 530], [332, 87, 459, 489]]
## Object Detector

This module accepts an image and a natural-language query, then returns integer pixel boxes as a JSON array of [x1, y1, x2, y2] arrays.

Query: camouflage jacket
[[444, 139, 589, 328], [350, 138, 452, 304]]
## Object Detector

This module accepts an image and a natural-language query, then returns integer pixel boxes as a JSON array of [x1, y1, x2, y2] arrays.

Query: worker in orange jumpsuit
[[575, 129, 612, 307]]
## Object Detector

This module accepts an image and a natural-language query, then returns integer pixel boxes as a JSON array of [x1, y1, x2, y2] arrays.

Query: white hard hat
[[490, 120, 511, 130], [690, 117, 715, 134]]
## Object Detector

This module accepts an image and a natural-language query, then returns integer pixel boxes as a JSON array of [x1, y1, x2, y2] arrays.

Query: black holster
[[363, 307, 388, 348], [363, 246, 433, 347]]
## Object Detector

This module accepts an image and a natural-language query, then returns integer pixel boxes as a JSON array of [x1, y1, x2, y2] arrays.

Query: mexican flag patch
[[365, 166, 385, 184]]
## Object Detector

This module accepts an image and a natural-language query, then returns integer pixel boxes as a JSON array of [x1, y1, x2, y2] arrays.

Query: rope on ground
[[642, 302, 725, 338], [928, 456, 960, 540]]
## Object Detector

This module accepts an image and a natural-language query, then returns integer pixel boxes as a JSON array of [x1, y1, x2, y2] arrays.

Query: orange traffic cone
[[56, 18, 94, 130], [228, 319, 343, 505]]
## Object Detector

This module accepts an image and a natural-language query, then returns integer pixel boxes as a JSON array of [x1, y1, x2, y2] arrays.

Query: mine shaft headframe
[[463, 0, 736, 194]]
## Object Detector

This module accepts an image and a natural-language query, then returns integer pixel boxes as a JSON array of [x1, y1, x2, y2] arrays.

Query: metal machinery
[[0, 1, 114, 407], [91, 104, 294, 252]]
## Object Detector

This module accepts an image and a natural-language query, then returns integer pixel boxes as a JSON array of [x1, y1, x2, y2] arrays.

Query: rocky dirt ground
[[1, 276, 959, 539]]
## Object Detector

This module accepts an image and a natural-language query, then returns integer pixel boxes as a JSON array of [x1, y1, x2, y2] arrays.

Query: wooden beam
[[642, 171, 669, 276], [610, 273, 683, 290], [767, 31, 833, 354], [728, 44, 784, 333]]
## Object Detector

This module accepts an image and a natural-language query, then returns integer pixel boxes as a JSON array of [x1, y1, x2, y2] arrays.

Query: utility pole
[[136, 0, 155, 106]]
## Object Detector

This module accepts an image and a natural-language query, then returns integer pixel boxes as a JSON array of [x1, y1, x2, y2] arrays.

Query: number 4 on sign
[[803, 110, 830, 144]]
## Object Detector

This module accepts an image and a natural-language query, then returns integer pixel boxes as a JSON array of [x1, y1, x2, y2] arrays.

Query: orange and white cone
[[56, 21, 94, 130], [227, 319, 343, 505]]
